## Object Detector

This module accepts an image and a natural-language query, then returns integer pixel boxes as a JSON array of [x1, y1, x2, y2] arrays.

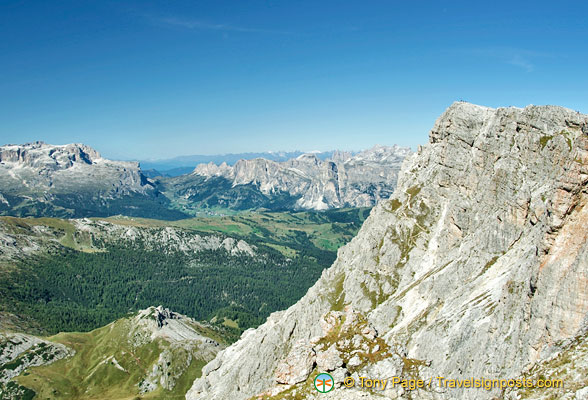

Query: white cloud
[[154, 16, 292, 35], [465, 47, 552, 72]]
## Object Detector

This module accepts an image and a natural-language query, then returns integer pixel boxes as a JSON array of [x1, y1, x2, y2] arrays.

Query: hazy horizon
[[0, 139, 410, 163]]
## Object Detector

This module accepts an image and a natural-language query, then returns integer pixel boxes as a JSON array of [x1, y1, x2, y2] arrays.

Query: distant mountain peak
[[0, 141, 104, 169], [0, 142, 188, 220]]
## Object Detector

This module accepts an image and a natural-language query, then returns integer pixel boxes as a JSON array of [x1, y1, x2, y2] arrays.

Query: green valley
[[0, 208, 369, 340]]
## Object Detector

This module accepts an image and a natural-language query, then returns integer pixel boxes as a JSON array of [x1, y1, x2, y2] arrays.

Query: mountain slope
[[0, 142, 186, 220], [505, 327, 588, 399], [185, 102, 588, 400], [161, 145, 410, 212], [1, 306, 223, 400]]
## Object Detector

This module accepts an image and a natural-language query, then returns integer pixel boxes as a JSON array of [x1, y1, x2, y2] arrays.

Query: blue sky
[[1, 0, 587, 160]]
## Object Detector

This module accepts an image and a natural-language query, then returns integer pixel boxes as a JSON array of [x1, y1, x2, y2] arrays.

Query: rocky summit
[[165, 145, 411, 211], [185, 102, 588, 400]]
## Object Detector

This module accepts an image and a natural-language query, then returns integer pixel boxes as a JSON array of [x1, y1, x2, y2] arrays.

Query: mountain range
[[0, 142, 410, 217], [139, 150, 345, 176], [162, 145, 410, 212], [0, 142, 183, 220]]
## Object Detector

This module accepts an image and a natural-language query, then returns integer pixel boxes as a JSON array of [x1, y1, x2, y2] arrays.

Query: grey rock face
[[186, 102, 588, 400], [0, 333, 73, 384], [275, 340, 316, 385], [315, 344, 343, 371], [504, 327, 588, 399], [191, 145, 411, 210]]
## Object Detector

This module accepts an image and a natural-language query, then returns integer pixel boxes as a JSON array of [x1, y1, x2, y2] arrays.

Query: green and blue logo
[[314, 372, 334, 393]]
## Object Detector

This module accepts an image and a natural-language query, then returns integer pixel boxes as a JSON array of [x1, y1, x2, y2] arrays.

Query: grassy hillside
[[3, 308, 223, 400], [105, 207, 371, 255]]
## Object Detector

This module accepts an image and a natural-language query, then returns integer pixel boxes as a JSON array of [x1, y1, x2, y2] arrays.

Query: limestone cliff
[[186, 102, 588, 400]]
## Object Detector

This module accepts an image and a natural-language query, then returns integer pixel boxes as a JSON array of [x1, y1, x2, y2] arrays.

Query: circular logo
[[343, 376, 355, 387], [314, 372, 334, 393]]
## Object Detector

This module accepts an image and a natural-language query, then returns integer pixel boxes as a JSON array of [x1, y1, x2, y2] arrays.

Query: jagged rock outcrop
[[0, 333, 73, 384], [186, 102, 588, 400], [173, 145, 411, 211]]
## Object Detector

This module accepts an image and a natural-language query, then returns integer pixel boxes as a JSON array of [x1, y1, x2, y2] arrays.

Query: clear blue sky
[[1, 1, 587, 160]]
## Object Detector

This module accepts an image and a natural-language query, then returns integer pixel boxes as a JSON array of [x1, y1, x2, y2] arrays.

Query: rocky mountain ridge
[[139, 150, 345, 175], [175, 144, 411, 211], [0, 216, 256, 263], [185, 102, 588, 400]]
